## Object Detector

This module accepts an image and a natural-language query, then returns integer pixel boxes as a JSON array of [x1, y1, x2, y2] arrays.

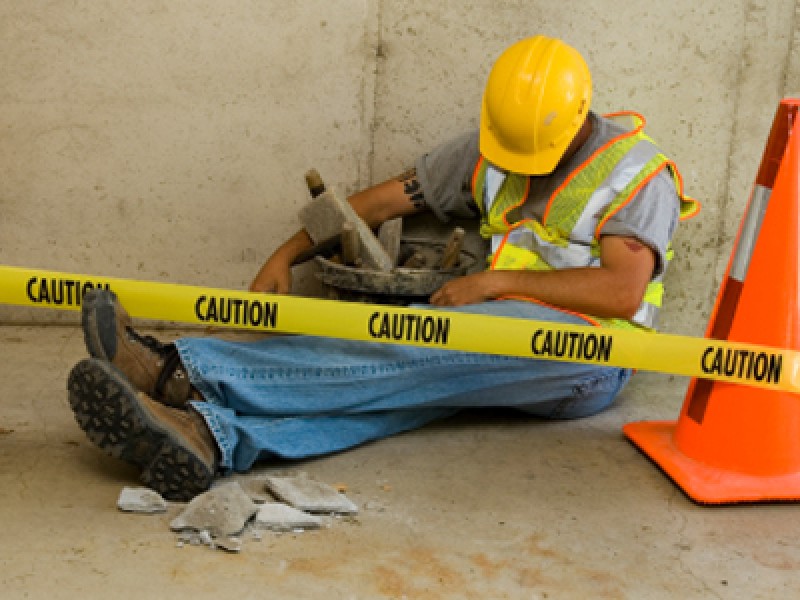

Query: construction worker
[[67, 36, 698, 500]]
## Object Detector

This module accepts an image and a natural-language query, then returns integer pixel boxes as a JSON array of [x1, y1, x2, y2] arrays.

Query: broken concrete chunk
[[300, 188, 393, 271], [264, 474, 358, 515], [215, 536, 243, 553], [254, 502, 323, 532], [378, 217, 403, 267], [170, 482, 257, 537], [233, 475, 273, 504], [117, 487, 167, 514]]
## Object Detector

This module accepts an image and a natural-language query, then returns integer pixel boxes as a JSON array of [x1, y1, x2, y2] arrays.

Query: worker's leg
[[175, 301, 632, 471], [193, 406, 461, 472]]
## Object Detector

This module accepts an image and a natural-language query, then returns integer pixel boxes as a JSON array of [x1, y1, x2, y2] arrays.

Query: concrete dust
[[176, 530, 243, 553]]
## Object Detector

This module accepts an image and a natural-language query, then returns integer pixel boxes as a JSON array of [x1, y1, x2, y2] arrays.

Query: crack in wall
[[359, 0, 384, 191], [707, 1, 751, 314], [782, 0, 800, 94], [707, 0, 798, 315]]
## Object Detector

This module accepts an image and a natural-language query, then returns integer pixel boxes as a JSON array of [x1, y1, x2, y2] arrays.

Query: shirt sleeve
[[414, 130, 482, 223], [600, 168, 681, 278]]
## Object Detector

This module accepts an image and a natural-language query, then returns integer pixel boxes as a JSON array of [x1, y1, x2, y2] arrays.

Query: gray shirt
[[414, 112, 681, 277]]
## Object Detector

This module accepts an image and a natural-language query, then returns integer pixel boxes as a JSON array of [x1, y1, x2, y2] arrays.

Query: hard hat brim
[[479, 100, 566, 176]]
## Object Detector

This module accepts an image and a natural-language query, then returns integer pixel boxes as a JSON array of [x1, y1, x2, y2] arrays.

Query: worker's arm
[[250, 169, 428, 293], [429, 235, 655, 321]]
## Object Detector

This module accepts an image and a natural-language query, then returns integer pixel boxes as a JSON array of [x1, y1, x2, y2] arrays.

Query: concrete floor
[[1, 325, 798, 599]]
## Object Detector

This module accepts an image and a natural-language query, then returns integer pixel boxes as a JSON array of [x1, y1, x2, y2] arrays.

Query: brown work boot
[[67, 358, 218, 501], [81, 288, 193, 408]]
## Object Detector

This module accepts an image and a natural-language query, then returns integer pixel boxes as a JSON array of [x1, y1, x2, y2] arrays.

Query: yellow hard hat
[[480, 36, 592, 175]]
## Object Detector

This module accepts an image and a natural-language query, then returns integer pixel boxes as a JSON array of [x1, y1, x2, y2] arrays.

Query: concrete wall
[[1, 0, 798, 334]]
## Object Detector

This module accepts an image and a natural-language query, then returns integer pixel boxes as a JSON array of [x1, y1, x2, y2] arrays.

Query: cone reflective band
[[3, 264, 800, 393]]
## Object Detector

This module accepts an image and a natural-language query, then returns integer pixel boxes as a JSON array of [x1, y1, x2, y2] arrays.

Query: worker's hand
[[429, 272, 502, 306], [250, 230, 316, 294], [250, 256, 292, 294]]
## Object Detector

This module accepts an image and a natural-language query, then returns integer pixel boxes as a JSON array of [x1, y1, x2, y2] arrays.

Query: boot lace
[[126, 326, 185, 403], [125, 326, 171, 357]]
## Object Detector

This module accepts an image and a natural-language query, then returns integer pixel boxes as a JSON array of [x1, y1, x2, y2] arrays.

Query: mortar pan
[[315, 237, 478, 302]]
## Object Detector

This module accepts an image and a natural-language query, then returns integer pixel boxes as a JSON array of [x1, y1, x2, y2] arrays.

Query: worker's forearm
[[485, 268, 647, 319], [348, 174, 427, 228], [431, 267, 648, 319], [431, 235, 656, 318], [250, 228, 313, 293], [270, 228, 314, 264]]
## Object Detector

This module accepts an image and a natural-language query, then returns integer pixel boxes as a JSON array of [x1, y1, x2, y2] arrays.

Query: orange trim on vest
[[668, 159, 701, 220], [489, 229, 512, 269], [603, 110, 648, 131], [496, 294, 603, 327], [502, 175, 531, 228], [472, 155, 532, 229], [471, 156, 484, 199], [595, 161, 668, 238], [541, 112, 643, 225]]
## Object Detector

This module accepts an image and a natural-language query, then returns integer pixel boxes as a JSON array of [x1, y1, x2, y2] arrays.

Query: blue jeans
[[175, 301, 632, 472]]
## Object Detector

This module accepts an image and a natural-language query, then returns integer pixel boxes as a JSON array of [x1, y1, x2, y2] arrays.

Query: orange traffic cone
[[624, 98, 800, 503]]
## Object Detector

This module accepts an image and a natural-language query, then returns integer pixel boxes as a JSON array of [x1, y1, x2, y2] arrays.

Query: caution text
[[26, 277, 111, 306], [368, 311, 451, 346], [701, 346, 782, 384], [195, 295, 278, 328], [530, 329, 613, 363]]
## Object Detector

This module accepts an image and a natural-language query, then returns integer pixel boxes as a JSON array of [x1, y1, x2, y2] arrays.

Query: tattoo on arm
[[624, 239, 645, 253], [396, 167, 426, 210]]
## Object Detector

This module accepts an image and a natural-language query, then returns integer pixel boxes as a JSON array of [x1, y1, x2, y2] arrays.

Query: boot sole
[[67, 358, 213, 501], [81, 289, 116, 362]]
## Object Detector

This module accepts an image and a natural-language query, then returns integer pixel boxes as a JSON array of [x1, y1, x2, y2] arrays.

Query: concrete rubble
[[117, 486, 168, 514], [299, 176, 394, 272], [253, 502, 323, 532], [175, 530, 243, 553], [264, 473, 359, 514], [170, 481, 258, 538], [114, 472, 359, 553], [232, 474, 274, 504]]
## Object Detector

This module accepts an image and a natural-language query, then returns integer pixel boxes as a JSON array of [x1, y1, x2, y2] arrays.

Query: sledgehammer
[[295, 169, 394, 271]]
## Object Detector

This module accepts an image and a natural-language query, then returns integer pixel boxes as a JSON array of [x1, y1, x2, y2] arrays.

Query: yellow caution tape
[[2, 265, 800, 393]]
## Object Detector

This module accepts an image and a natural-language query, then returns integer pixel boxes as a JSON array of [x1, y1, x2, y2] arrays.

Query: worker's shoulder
[[592, 112, 632, 141], [431, 129, 480, 158], [418, 129, 480, 172]]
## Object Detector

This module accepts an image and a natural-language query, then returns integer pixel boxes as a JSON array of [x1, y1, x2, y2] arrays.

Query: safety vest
[[472, 112, 699, 330]]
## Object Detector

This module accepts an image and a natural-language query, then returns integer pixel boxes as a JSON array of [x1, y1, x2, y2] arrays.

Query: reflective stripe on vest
[[471, 112, 698, 330]]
